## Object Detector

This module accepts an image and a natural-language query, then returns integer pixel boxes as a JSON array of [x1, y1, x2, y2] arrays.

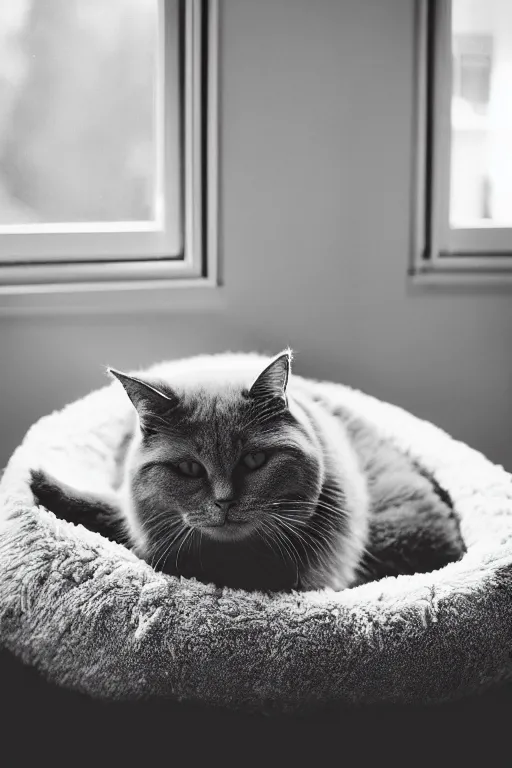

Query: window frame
[[0, 0, 218, 300], [412, 0, 512, 282]]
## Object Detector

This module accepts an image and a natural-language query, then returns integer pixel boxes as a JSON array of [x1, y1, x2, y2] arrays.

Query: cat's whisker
[[303, 517, 345, 542], [175, 527, 195, 575], [270, 523, 301, 588], [272, 518, 306, 567], [149, 526, 176, 567], [271, 511, 323, 536], [151, 537, 173, 572], [147, 522, 185, 559], [254, 520, 273, 551], [152, 523, 188, 572], [271, 516, 315, 569], [266, 499, 349, 529], [359, 547, 388, 567], [198, 530, 204, 572], [274, 511, 340, 557], [146, 516, 181, 538], [269, 497, 353, 533], [262, 499, 348, 553], [255, 523, 297, 585], [144, 508, 182, 530], [150, 537, 172, 572], [253, 525, 270, 554], [262, 518, 299, 576], [273, 497, 343, 511], [252, 523, 277, 560], [277, 508, 386, 570], [272, 524, 298, 567], [259, 519, 289, 564], [272, 512, 336, 561], [264, 518, 301, 586]]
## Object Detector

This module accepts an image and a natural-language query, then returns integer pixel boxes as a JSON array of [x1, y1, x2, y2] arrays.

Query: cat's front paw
[[29, 468, 61, 507]]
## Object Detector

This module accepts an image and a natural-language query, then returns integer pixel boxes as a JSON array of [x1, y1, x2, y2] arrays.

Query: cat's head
[[109, 351, 324, 552]]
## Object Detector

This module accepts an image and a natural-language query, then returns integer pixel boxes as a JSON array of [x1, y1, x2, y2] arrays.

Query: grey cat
[[30, 351, 464, 592]]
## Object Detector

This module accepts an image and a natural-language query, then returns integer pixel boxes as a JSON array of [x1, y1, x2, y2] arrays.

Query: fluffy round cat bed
[[1, 361, 512, 714]]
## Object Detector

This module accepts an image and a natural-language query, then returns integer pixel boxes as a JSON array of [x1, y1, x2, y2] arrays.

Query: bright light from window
[[0, 0, 160, 227], [451, 0, 512, 227]]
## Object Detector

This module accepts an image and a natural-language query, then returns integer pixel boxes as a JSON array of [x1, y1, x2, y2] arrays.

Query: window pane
[[451, 0, 512, 227], [0, 0, 159, 225]]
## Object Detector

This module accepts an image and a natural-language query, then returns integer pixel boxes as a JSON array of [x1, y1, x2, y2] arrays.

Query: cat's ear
[[108, 369, 179, 428], [249, 350, 292, 405]]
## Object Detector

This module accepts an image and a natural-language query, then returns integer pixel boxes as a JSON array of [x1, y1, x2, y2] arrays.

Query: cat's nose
[[214, 498, 236, 514], [214, 498, 236, 523]]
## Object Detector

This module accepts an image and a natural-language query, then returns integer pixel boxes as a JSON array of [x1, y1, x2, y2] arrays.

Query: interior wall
[[1, 0, 512, 470]]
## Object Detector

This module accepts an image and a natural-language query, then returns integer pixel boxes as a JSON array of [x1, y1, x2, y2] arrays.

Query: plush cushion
[[1, 362, 511, 714]]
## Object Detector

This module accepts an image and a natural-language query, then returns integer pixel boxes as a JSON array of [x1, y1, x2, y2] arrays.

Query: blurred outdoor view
[[0, 0, 159, 225], [451, 0, 512, 226]]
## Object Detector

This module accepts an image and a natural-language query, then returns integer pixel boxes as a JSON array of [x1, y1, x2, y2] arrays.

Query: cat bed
[[1, 361, 512, 714]]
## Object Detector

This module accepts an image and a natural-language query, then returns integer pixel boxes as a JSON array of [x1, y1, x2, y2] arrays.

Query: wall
[[1, 0, 512, 470]]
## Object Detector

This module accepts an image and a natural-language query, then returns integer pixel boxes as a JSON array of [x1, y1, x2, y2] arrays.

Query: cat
[[30, 350, 464, 592]]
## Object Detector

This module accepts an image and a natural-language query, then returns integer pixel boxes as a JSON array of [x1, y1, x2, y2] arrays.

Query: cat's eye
[[176, 460, 205, 478], [242, 451, 267, 471]]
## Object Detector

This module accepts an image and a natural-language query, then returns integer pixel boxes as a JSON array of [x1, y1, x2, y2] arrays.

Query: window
[[413, 0, 512, 279], [0, 0, 218, 295]]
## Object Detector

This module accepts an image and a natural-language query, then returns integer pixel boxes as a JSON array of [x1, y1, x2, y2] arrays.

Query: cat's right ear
[[108, 369, 179, 429], [249, 350, 292, 405]]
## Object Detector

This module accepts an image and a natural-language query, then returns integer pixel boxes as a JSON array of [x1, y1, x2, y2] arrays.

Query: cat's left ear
[[249, 350, 292, 405], [108, 369, 180, 435]]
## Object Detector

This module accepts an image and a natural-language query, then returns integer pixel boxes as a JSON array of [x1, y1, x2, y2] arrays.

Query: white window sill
[[0, 277, 224, 316], [409, 268, 512, 289]]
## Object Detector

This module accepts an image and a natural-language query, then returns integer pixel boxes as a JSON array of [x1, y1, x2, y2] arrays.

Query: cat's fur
[[30, 351, 464, 592]]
